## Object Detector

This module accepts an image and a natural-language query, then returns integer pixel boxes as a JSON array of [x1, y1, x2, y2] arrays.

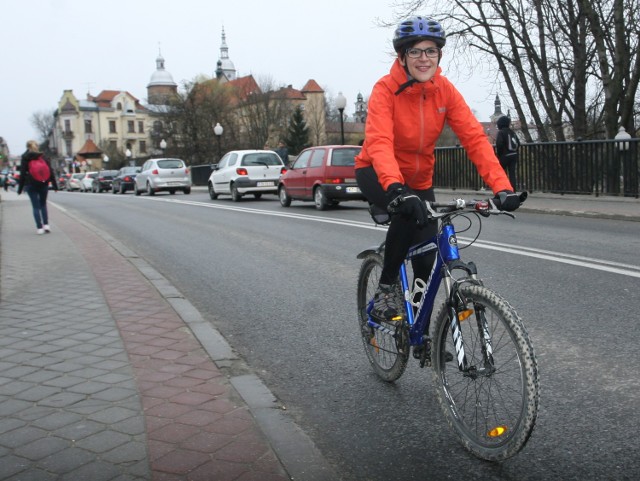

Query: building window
[[109, 141, 117, 151], [138, 121, 144, 134], [128, 121, 135, 133], [85, 119, 93, 134], [116, 102, 122, 111], [109, 121, 117, 134], [139, 141, 147, 153], [64, 119, 71, 133]]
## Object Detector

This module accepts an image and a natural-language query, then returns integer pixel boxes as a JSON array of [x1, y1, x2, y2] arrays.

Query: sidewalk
[[434, 188, 640, 222], [0, 189, 335, 481]]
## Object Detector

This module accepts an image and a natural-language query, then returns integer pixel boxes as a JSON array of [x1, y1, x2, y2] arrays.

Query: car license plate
[[168, 182, 181, 186], [346, 186, 361, 193], [257, 181, 274, 187]]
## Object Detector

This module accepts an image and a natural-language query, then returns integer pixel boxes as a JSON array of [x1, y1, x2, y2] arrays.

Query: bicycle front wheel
[[356, 252, 408, 382], [431, 284, 539, 461]]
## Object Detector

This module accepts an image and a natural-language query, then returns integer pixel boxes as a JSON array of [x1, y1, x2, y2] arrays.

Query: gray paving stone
[[101, 440, 148, 464], [37, 392, 86, 408], [0, 425, 49, 449], [76, 430, 131, 454], [14, 436, 69, 461], [38, 446, 94, 474], [67, 381, 111, 396], [88, 406, 139, 424], [0, 418, 26, 435], [53, 420, 105, 442], [65, 460, 123, 481], [5, 468, 58, 481], [0, 399, 32, 416], [42, 375, 85, 389], [31, 411, 83, 430], [14, 385, 62, 402], [0, 453, 28, 479]]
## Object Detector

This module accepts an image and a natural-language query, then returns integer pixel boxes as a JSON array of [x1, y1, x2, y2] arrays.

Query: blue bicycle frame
[[366, 221, 478, 369]]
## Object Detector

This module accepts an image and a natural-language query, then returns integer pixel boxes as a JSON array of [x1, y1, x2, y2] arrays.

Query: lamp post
[[213, 122, 224, 161], [336, 92, 347, 145], [160, 139, 167, 157], [615, 126, 632, 196], [103, 155, 109, 170], [125, 148, 132, 167]]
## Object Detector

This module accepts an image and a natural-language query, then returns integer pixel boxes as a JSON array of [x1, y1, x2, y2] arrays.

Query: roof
[[273, 85, 306, 100], [76, 139, 102, 155], [301, 79, 324, 93]]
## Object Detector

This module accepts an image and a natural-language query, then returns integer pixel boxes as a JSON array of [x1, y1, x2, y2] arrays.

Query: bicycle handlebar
[[425, 191, 528, 219]]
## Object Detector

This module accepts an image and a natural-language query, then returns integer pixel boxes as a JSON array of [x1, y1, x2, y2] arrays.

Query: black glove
[[385, 183, 429, 227], [493, 190, 524, 211]]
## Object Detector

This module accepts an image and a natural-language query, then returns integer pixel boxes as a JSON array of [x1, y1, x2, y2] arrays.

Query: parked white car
[[208, 150, 286, 201], [134, 158, 191, 196], [79, 172, 98, 192]]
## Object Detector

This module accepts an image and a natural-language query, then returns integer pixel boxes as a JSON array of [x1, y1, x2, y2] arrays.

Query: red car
[[278, 145, 366, 210]]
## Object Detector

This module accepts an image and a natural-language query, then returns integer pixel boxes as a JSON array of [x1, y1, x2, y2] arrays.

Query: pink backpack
[[29, 156, 51, 183]]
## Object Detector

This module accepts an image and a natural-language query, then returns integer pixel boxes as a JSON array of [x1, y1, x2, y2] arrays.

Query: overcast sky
[[1, 0, 502, 156]]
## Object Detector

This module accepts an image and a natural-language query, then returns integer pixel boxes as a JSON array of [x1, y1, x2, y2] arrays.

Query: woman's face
[[399, 39, 440, 83]]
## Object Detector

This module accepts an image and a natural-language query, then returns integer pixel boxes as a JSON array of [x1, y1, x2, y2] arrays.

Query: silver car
[[134, 158, 191, 196], [208, 150, 285, 201]]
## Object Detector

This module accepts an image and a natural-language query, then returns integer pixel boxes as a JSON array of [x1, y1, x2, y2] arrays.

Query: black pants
[[500, 153, 518, 190], [356, 166, 437, 286]]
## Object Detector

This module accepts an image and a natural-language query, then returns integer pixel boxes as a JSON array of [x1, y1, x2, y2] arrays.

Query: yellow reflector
[[488, 426, 508, 438], [391, 315, 403, 321], [458, 309, 473, 322]]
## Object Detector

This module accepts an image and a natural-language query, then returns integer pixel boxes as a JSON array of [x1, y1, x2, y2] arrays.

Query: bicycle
[[356, 195, 539, 461]]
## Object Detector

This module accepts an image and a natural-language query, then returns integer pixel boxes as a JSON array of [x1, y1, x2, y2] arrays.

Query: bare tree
[[234, 76, 294, 149], [30, 110, 55, 143], [164, 79, 235, 164], [395, 0, 639, 140]]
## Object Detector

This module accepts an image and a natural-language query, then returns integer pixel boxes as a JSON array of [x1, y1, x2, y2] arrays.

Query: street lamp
[[336, 92, 347, 145], [160, 139, 167, 157], [125, 148, 132, 167], [615, 126, 632, 196], [213, 122, 224, 161], [103, 154, 109, 169]]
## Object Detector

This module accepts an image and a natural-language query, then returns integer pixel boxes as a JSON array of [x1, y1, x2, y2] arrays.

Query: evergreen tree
[[284, 105, 310, 155]]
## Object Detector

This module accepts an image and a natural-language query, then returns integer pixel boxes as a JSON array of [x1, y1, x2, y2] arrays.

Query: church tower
[[490, 94, 505, 124], [147, 50, 177, 105], [215, 27, 236, 81], [353, 92, 367, 123]]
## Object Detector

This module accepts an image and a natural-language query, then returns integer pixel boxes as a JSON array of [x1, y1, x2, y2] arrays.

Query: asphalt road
[[51, 190, 640, 481]]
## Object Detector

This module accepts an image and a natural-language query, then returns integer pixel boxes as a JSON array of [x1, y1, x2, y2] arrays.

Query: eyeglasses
[[405, 47, 441, 59]]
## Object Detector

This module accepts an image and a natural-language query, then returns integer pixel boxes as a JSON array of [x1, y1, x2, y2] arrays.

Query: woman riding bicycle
[[355, 16, 522, 323]]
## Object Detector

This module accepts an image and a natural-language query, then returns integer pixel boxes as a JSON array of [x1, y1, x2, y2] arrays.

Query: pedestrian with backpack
[[495, 115, 520, 190], [17, 140, 58, 235]]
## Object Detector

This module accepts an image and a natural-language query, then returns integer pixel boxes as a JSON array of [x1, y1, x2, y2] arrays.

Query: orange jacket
[[355, 60, 513, 194]]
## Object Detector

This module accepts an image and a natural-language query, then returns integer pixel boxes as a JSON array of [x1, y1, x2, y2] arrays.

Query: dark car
[[278, 145, 366, 210], [91, 170, 118, 193], [112, 166, 141, 194]]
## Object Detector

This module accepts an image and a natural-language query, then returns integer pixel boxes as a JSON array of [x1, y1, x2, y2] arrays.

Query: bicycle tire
[[431, 284, 539, 461], [356, 252, 409, 382]]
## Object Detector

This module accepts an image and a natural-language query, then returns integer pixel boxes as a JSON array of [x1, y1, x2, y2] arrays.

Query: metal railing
[[434, 138, 640, 198]]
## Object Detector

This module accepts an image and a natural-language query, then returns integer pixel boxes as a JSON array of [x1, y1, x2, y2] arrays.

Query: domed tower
[[215, 27, 236, 81], [147, 51, 178, 105], [353, 92, 367, 123], [490, 94, 504, 124]]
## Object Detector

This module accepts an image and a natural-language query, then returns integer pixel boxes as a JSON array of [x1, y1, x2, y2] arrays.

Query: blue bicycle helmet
[[393, 16, 446, 52]]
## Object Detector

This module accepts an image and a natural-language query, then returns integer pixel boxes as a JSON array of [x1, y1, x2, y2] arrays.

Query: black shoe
[[371, 283, 402, 323]]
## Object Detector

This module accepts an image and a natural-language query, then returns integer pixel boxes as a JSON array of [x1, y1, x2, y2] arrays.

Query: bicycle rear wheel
[[431, 284, 539, 461], [356, 252, 408, 382]]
